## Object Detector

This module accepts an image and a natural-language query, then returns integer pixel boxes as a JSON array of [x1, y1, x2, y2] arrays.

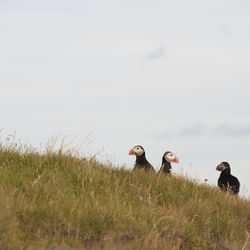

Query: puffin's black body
[[158, 151, 179, 175], [134, 152, 155, 172], [217, 162, 240, 195], [129, 145, 155, 172], [159, 156, 172, 174]]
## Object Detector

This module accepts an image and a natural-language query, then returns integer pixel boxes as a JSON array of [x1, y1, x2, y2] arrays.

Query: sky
[[0, 0, 250, 198]]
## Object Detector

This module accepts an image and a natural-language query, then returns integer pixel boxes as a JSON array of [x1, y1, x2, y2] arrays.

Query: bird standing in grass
[[216, 162, 240, 195], [158, 151, 179, 175], [129, 145, 155, 172]]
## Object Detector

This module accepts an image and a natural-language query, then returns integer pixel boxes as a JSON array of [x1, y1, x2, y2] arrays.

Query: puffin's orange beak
[[129, 149, 134, 155], [174, 156, 179, 163]]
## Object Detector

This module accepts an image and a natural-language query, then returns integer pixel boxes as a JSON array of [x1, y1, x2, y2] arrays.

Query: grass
[[0, 139, 249, 249]]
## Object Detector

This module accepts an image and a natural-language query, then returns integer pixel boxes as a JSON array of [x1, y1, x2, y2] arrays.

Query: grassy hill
[[0, 141, 249, 249]]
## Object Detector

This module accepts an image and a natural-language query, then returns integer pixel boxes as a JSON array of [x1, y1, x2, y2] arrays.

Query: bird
[[129, 145, 155, 172], [216, 162, 240, 195], [158, 151, 179, 174]]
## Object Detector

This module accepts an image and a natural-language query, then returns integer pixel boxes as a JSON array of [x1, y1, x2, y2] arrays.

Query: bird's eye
[[136, 147, 139, 150]]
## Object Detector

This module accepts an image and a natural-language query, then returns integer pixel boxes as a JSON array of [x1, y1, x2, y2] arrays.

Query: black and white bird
[[216, 162, 240, 195], [158, 151, 179, 174], [129, 145, 155, 172]]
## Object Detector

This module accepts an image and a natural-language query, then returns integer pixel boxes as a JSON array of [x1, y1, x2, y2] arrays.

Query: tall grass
[[0, 139, 249, 249]]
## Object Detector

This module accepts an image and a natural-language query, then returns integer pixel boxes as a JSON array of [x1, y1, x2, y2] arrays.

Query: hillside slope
[[0, 143, 249, 249]]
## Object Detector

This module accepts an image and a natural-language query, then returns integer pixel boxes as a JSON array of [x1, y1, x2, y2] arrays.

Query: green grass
[[0, 141, 249, 249]]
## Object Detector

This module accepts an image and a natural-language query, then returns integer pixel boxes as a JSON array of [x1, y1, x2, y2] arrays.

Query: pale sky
[[0, 0, 250, 198]]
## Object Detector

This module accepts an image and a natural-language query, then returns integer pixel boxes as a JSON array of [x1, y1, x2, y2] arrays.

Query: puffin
[[216, 162, 240, 195], [129, 145, 155, 172], [158, 151, 179, 174]]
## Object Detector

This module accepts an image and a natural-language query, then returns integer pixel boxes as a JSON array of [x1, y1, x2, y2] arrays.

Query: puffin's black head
[[216, 162, 230, 172], [129, 145, 145, 156], [162, 151, 179, 164]]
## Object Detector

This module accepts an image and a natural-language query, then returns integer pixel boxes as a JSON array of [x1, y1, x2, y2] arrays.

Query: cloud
[[213, 124, 250, 137], [144, 47, 166, 62], [179, 123, 205, 136], [158, 123, 250, 139], [221, 26, 235, 38]]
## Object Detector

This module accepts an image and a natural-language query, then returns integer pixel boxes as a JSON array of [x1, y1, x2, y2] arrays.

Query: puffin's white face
[[164, 152, 179, 163], [129, 145, 144, 156], [216, 162, 229, 171]]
